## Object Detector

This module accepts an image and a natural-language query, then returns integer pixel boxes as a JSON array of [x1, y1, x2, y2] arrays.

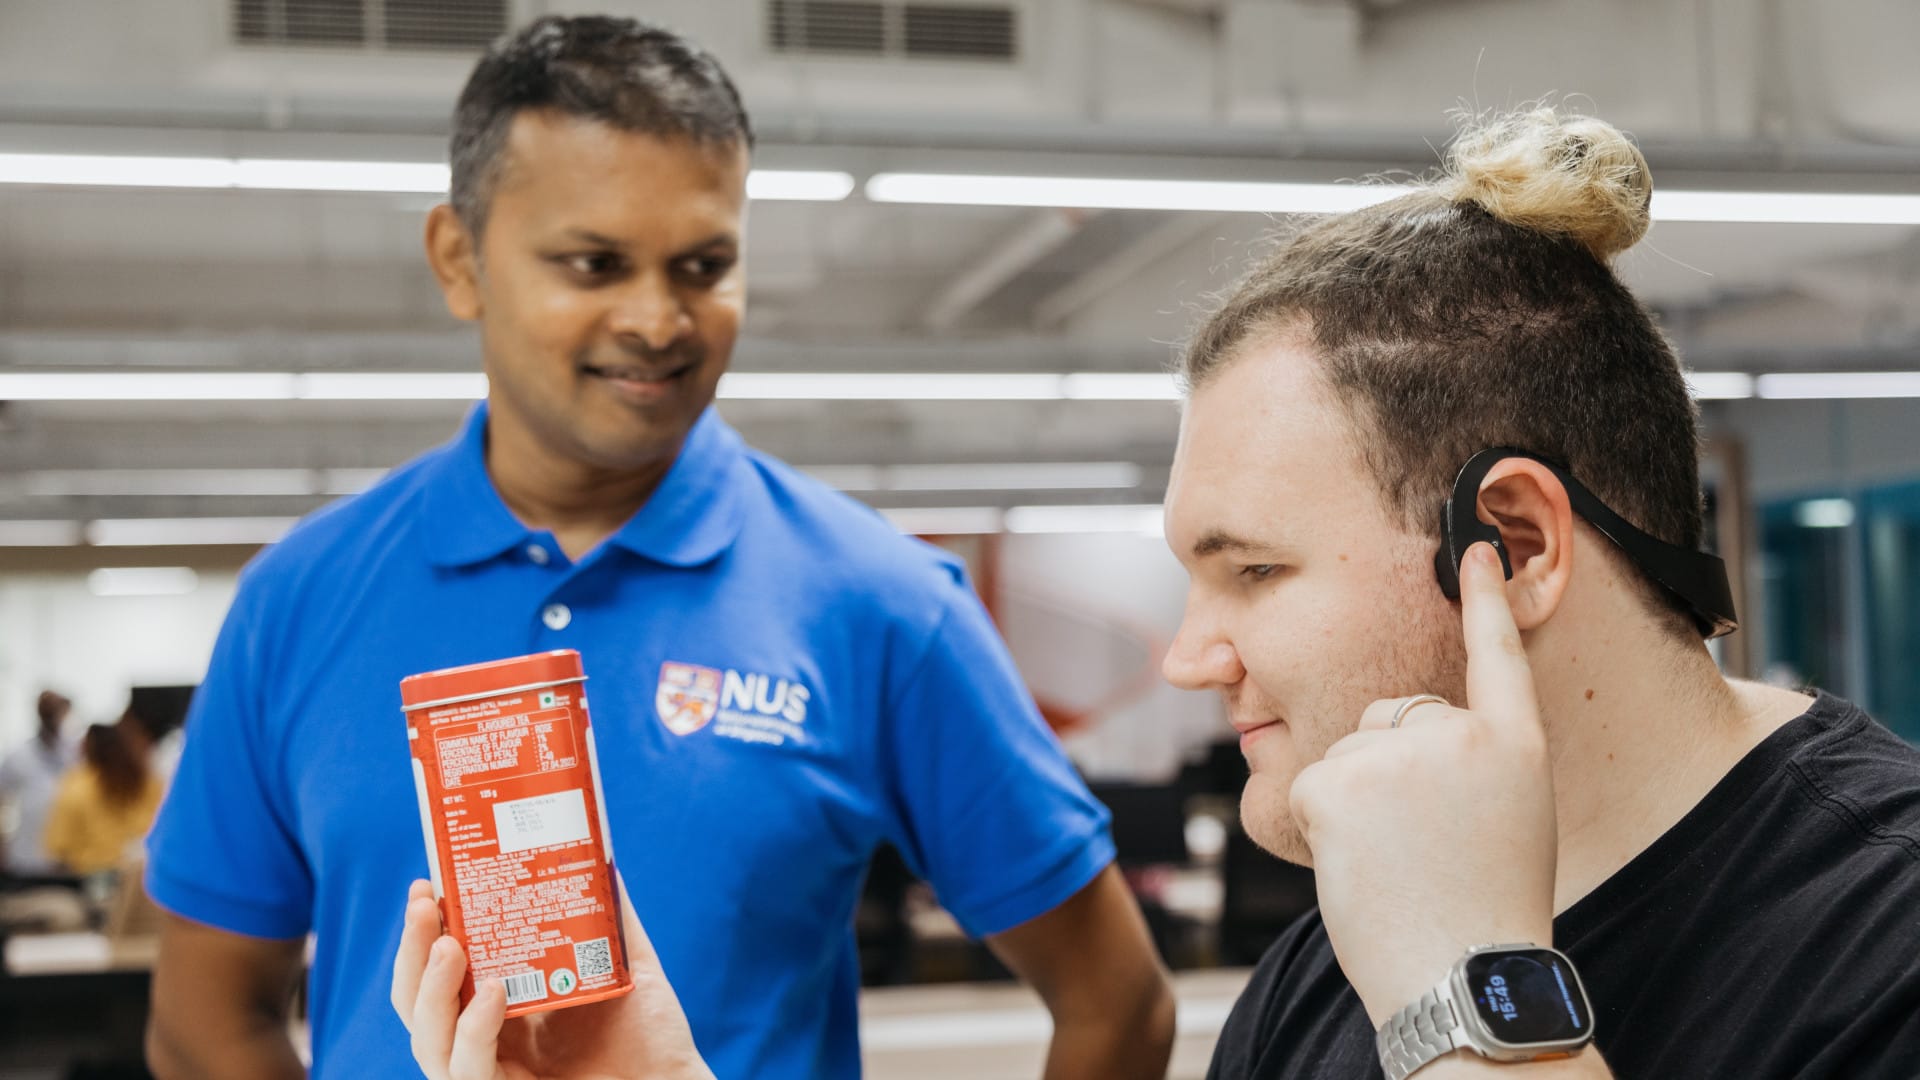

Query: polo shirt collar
[[422, 402, 745, 569], [603, 405, 745, 567]]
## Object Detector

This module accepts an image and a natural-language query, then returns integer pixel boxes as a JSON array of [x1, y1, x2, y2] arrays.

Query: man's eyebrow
[[683, 232, 738, 250], [556, 224, 733, 247], [558, 230, 738, 253], [561, 228, 629, 249], [1191, 530, 1282, 560]]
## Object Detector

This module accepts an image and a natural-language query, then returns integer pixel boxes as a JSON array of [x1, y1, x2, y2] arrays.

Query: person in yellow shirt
[[44, 722, 161, 876]]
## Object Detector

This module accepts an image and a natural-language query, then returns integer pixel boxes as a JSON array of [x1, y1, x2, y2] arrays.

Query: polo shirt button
[[542, 604, 571, 630], [526, 543, 551, 566]]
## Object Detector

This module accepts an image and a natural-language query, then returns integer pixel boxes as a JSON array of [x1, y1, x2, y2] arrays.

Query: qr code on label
[[574, 936, 614, 980]]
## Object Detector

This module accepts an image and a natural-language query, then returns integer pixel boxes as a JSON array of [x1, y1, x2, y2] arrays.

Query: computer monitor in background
[[1087, 781, 1190, 868], [1178, 738, 1250, 799], [127, 685, 196, 737], [1218, 825, 1317, 966]]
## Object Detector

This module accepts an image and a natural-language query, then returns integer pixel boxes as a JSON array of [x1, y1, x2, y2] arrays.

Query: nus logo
[[719, 669, 811, 724]]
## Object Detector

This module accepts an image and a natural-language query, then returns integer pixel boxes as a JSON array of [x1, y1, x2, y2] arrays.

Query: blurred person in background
[[44, 722, 161, 877], [0, 689, 78, 877], [144, 13, 1171, 1080], [116, 700, 184, 791]]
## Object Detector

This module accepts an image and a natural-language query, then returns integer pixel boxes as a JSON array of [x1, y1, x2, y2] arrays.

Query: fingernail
[[1473, 542, 1499, 568]]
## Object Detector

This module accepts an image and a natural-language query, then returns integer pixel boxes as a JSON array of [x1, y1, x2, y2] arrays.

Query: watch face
[[1462, 949, 1590, 1045]]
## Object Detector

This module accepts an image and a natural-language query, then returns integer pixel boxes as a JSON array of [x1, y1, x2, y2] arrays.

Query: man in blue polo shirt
[[142, 15, 1174, 1079]]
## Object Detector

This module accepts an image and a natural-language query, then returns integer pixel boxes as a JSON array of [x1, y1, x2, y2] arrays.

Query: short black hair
[[450, 15, 754, 238]]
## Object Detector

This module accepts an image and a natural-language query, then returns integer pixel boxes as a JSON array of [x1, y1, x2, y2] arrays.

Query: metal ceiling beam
[[922, 209, 1098, 332], [1032, 212, 1234, 330], [0, 331, 1177, 374]]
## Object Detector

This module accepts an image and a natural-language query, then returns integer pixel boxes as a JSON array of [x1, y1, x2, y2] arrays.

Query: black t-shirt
[[1209, 692, 1920, 1079]]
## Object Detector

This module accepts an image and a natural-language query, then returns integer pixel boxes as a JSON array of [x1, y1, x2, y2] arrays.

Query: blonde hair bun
[[1444, 106, 1652, 261]]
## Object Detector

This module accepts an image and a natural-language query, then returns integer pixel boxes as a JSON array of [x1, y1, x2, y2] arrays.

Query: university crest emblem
[[655, 661, 721, 736]]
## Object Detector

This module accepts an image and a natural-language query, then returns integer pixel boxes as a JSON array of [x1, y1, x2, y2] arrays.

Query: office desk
[[1, 933, 155, 1076], [859, 966, 1252, 1080], [1, 931, 1251, 1080]]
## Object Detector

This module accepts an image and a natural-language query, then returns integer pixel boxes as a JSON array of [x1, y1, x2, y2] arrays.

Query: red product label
[[402, 650, 632, 1017]]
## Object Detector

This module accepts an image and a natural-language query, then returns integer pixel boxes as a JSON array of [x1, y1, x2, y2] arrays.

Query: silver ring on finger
[[1391, 694, 1450, 729]]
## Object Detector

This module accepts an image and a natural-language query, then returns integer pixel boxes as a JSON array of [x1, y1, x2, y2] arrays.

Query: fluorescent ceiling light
[[6, 460, 1140, 506], [0, 520, 84, 546], [9, 153, 1913, 222], [86, 516, 298, 546], [296, 372, 486, 399], [322, 468, 390, 495], [868, 173, 1388, 214], [0, 154, 241, 189], [0, 153, 449, 193], [748, 170, 857, 201], [880, 503, 1167, 536], [4, 368, 1907, 403], [800, 466, 886, 491], [1683, 372, 1755, 400], [1060, 372, 1182, 400], [1652, 190, 1920, 226], [887, 462, 1142, 491], [87, 566, 200, 597], [881, 506, 1005, 535], [0, 153, 852, 202], [3, 468, 388, 499], [0, 369, 1169, 404], [717, 371, 1178, 401], [18, 469, 318, 498], [1793, 498, 1856, 529], [0, 371, 486, 402], [720, 372, 1062, 400], [0, 372, 297, 400], [805, 462, 1142, 492], [1756, 372, 1920, 399], [231, 159, 450, 193], [868, 171, 1920, 225]]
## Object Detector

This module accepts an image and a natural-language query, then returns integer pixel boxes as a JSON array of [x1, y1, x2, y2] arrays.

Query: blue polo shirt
[[146, 403, 1114, 1079]]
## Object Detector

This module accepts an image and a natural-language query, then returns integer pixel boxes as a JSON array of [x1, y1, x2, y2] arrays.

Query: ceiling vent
[[768, 0, 1018, 61], [233, 0, 507, 51]]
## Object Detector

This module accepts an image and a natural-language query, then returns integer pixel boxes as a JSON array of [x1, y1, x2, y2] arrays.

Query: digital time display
[[1463, 949, 1590, 1045]]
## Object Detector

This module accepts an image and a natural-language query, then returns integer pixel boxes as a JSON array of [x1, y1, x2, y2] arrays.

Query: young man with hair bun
[[1171, 107, 1920, 1079]]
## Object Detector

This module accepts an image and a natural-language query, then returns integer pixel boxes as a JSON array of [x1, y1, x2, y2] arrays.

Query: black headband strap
[[1433, 447, 1738, 639]]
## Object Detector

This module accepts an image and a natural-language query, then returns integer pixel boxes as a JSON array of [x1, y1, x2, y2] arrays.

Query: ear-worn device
[[1433, 447, 1738, 639]]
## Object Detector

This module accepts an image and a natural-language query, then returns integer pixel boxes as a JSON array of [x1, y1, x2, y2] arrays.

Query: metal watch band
[[1376, 984, 1463, 1080]]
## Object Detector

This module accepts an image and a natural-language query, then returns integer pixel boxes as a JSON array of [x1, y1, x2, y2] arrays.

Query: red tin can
[[402, 649, 632, 1017]]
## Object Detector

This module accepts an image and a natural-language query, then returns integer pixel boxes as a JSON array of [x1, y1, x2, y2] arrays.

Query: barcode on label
[[575, 936, 614, 979], [501, 971, 548, 1005]]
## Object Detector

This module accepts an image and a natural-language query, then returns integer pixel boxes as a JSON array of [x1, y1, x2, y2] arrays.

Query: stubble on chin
[[1241, 769, 1314, 866]]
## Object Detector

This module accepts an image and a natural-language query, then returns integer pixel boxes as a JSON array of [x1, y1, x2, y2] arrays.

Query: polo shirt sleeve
[[145, 577, 314, 940], [879, 578, 1116, 938]]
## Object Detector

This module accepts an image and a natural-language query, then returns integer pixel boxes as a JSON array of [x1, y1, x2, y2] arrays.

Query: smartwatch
[[1376, 943, 1595, 1079]]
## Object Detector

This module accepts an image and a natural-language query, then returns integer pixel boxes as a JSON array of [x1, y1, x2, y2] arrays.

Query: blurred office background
[[3, 1, 1920, 1076]]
